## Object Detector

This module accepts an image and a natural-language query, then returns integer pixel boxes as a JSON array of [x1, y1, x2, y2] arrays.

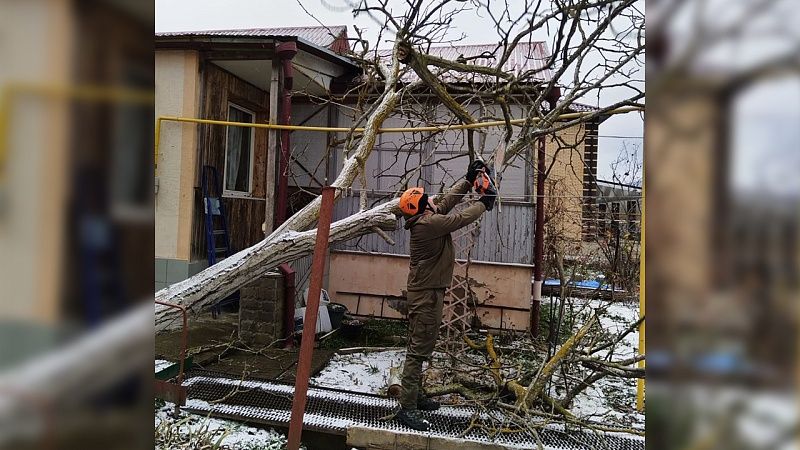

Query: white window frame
[[223, 102, 256, 196]]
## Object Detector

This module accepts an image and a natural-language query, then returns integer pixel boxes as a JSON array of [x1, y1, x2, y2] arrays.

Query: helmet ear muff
[[418, 194, 429, 215]]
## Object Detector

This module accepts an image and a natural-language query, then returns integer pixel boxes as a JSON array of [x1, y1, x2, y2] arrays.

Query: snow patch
[[564, 299, 644, 429], [155, 401, 296, 450], [311, 349, 406, 394]]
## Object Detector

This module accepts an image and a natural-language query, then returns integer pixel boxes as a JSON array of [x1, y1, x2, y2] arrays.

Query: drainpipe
[[279, 263, 296, 347], [275, 41, 298, 348], [275, 41, 297, 227], [530, 135, 546, 337], [531, 87, 561, 336]]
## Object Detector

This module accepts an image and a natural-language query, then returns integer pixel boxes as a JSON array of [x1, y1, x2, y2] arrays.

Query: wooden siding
[[330, 195, 535, 265], [191, 62, 270, 260]]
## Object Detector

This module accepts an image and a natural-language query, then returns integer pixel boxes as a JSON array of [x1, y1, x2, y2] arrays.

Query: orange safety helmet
[[399, 187, 426, 217]]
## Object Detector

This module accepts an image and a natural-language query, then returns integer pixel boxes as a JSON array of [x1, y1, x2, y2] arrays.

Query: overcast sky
[[155, 0, 644, 181]]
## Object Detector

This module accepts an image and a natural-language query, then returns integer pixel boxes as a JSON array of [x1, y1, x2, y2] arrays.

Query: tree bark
[[155, 201, 399, 332], [517, 314, 599, 407]]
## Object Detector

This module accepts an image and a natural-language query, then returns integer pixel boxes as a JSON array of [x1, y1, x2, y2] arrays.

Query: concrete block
[[238, 319, 256, 331], [242, 310, 272, 323], [394, 431, 428, 450]]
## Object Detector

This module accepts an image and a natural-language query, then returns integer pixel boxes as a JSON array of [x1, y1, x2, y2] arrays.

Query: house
[[154, 26, 607, 332], [595, 179, 642, 238], [154, 25, 358, 288]]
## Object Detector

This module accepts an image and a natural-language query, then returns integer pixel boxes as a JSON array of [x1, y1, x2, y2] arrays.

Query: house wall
[[68, 2, 154, 319], [155, 50, 200, 287], [287, 102, 590, 258], [540, 122, 590, 241], [190, 62, 269, 262], [646, 88, 718, 348], [328, 251, 533, 331], [0, 0, 74, 322], [280, 101, 591, 309]]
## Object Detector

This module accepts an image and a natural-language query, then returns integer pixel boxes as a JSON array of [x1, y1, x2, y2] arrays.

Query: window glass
[[225, 105, 254, 193]]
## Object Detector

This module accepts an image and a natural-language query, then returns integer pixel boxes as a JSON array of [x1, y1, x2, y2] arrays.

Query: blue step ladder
[[201, 165, 239, 317]]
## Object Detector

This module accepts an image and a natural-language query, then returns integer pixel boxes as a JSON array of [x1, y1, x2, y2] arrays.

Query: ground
[[309, 299, 645, 430], [154, 298, 643, 448], [156, 399, 294, 450]]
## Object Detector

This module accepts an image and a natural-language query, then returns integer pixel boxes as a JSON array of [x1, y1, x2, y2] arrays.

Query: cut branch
[[519, 314, 599, 407]]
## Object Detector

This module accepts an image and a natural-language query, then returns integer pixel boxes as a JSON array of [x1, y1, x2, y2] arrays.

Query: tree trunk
[[155, 201, 399, 332]]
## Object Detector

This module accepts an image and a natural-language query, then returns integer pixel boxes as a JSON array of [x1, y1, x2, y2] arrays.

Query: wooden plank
[[328, 251, 532, 330]]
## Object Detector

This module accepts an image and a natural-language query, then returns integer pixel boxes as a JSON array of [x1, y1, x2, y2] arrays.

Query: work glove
[[479, 186, 497, 211], [465, 160, 487, 183]]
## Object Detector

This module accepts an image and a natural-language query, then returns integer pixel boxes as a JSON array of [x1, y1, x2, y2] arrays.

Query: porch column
[[264, 57, 280, 236]]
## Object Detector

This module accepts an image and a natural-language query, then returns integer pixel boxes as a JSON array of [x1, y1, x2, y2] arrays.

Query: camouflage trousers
[[399, 288, 445, 409]]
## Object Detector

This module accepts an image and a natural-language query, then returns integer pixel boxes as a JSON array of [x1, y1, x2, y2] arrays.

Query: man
[[394, 160, 497, 431]]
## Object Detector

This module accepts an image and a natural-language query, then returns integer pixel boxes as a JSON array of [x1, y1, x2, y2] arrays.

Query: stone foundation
[[238, 271, 285, 346]]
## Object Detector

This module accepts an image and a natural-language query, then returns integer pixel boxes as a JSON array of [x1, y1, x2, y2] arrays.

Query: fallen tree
[[155, 200, 400, 332]]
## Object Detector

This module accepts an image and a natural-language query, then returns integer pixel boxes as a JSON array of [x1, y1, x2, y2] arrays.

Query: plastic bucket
[[327, 302, 348, 329]]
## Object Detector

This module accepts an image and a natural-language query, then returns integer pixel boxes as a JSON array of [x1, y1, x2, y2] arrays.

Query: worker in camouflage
[[394, 160, 496, 431]]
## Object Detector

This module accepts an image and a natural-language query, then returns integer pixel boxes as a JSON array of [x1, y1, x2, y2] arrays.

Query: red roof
[[156, 25, 350, 54]]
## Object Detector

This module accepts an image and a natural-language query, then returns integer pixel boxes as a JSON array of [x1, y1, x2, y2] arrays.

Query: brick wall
[[238, 271, 285, 346], [540, 123, 589, 241]]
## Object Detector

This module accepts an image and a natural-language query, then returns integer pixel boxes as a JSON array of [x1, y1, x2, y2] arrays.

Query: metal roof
[[380, 42, 554, 83], [569, 102, 601, 113], [156, 25, 349, 52]]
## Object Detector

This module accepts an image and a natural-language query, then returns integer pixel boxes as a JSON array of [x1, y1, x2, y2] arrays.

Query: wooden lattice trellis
[[438, 213, 483, 355]]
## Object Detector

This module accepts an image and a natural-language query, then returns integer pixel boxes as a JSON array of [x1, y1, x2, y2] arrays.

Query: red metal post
[[272, 42, 300, 350], [279, 263, 296, 348], [530, 135, 546, 336], [275, 41, 297, 227], [287, 186, 335, 450]]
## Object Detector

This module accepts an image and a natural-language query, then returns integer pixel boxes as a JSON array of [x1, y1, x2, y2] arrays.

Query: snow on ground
[[311, 349, 405, 394], [159, 298, 643, 449], [155, 401, 295, 450], [563, 298, 644, 429], [310, 300, 644, 430]]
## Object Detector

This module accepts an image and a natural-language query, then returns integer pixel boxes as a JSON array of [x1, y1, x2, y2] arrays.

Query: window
[[611, 202, 621, 230], [598, 203, 607, 235], [627, 200, 639, 234], [224, 103, 255, 194]]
